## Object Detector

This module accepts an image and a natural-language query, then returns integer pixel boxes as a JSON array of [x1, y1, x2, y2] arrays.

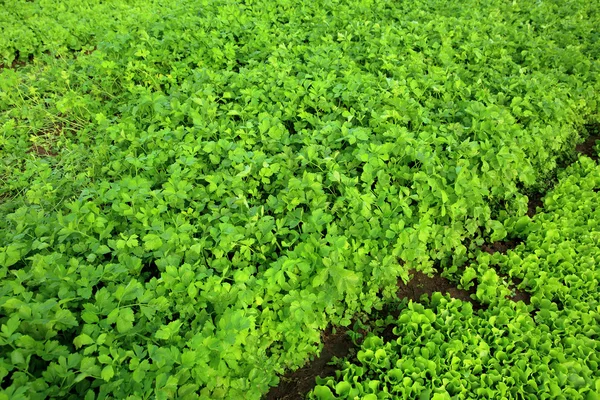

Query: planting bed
[[1, 0, 599, 399], [307, 155, 600, 399]]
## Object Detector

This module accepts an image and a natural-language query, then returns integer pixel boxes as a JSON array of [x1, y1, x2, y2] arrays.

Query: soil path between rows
[[263, 127, 599, 399]]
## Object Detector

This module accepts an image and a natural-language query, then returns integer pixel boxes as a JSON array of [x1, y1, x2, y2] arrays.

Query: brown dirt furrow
[[264, 326, 353, 400]]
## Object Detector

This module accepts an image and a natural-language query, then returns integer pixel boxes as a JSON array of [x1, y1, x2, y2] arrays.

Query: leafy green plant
[[1, 0, 599, 398], [310, 294, 600, 399]]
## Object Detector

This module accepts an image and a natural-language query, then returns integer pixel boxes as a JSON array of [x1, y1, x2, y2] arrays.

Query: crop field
[[0, 0, 599, 399]]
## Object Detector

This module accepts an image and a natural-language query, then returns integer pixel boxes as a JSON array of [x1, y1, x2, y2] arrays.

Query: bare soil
[[575, 124, 599, 162], [27, 144, 57, 157], [396, 270, 481, 308], [481, 240, 523, 255], [264, 326, 353, 400]]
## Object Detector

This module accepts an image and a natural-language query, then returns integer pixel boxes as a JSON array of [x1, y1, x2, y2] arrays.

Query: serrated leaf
[[116, 308, 135, 333], [81, 310, 100, 324], [101, 365, 114, 381], [143, 234, 163, 251], [74, 334, 94, 349], [312, 268, 329, 288]]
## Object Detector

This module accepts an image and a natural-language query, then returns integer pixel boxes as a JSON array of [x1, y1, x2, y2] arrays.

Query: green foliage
[[313, 156, 600, 399], [310, 295, 600, 399], [1, 0, 599, 398], [489, 156, 600, 331]]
